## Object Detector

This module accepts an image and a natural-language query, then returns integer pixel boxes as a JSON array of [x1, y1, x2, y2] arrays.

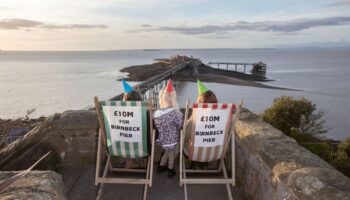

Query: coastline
[[0, 117, 45, 148], [120, 62, 172, 81]]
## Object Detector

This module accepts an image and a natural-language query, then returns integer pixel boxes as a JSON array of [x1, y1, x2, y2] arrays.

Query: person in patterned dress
[[153, 79, 183, 178]]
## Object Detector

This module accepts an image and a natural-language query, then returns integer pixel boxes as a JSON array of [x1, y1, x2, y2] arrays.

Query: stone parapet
[[0, 110, 98, 170], [234, 110, 350, 200]]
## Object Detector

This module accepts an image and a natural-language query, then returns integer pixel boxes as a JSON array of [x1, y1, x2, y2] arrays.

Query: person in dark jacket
[[122, 80, 149, 169], [184, 80, 218, 169]]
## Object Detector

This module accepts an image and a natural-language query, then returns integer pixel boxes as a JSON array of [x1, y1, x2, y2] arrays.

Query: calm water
[[0, 48, 349, 140]]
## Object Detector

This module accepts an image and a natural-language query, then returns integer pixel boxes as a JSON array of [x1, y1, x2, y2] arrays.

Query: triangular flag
[[197, 79, 209, 95], [122, 79, 133, 93], [166, 79, 174, 93]]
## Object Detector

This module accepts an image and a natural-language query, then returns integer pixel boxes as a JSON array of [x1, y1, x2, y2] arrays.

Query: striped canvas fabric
[[100, 101, 148, 158], [189, 103, 236, 162]]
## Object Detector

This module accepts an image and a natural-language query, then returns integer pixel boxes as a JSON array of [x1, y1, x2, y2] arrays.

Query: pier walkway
[[112, 59, 196, 108], [208, 62, 254, 73], [208, 61, 266, 75]]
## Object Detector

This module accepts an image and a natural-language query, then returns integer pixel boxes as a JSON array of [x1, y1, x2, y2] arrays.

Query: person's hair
[[159, 88, 178, 109], [123, 90, 142, 101], [196, 90, 218, 103]]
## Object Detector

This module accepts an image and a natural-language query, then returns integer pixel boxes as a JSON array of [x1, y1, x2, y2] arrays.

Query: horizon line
[[1, 46, 350, 52]]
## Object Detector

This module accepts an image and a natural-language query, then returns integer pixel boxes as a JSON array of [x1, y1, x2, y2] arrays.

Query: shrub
[[262, 96, 327, 141], [330, 148, 350, 177], [338, 135, 350, 157], [262, 96, 350, 177], [301, 143, 332, 161]]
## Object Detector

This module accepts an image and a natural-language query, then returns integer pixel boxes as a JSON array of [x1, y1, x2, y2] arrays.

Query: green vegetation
[[262, 96, 327, 140], [262, 96, 350, 177], [339, 136, 350, 157], [301, 143, 332, 161]]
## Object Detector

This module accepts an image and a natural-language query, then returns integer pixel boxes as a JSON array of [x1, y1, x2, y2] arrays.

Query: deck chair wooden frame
[[94, 97, 155, 200], [179, 100, 243, 200]]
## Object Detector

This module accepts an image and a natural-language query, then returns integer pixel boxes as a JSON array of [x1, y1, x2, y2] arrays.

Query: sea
[[0, 48, 349, 140]]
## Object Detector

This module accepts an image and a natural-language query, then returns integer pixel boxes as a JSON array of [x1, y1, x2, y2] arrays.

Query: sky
[[0, 0, 350, 50]]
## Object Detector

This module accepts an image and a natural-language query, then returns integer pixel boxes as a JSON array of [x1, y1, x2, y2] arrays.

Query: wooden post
[[148, 100, 154, 187], [226, 64, 228, 70], [180, 100, 189, 187], [217, 63, 219, 69], [244, 64, 246, 73], [94, 97, 107, 146], [235, 64, 237, 71]]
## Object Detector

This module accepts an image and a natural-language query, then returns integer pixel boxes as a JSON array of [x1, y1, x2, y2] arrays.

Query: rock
[[0, 170, 66, 200], [54, 110, 98, 130], [0, 117, 46, 146], [288, 168, 350, 200], [6, 127, 30, 144]]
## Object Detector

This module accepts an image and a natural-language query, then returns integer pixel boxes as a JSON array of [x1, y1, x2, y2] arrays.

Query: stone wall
[[0, 110, 98, 170], [0, 170, 66, 200], [234, 110, 350, 200]]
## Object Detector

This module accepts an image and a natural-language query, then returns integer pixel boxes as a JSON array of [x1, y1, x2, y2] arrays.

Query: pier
[[112, 56, 200, 109], [113, 56, 270, 108], [208, 61, 266, 76]]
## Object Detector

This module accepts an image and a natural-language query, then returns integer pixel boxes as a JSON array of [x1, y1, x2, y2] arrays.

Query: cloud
[[328, 0, 350, 6], [140, 24, 152, 28], [42, 24, 108, 29], [135, 16, 350, 37], [0, 19, 42, 29], [0, 18, 107, 30]]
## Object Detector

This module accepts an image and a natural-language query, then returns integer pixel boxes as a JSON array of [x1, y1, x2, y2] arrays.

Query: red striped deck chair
[[180, 100, 243, 200], [94, 97, 155, 200]]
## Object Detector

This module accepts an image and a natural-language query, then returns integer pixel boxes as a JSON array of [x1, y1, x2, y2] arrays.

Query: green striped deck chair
[[179, 100, 243, 200], [94, 97, 155, 200]]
